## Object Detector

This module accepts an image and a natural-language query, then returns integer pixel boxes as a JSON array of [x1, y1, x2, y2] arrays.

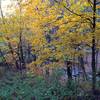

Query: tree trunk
[[18, 32, 26, 71], [78, 55, 87, 80], [65, 61, 72, 80], [92, 0, 96, 94], [27, 43, 31, 63], [67, 66, 72, 80]]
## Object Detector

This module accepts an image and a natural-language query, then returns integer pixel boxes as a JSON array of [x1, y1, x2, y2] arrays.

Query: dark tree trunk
[[67, 66, 72, 80], [65, 61, 72, 80], [27, 43, 31, 63], [92, 0, 96, 94], [18, 32, 26, 71], [17, 0, 26, 72]]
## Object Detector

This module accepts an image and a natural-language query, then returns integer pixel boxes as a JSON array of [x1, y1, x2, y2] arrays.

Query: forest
[[0, 0, 100, 100]]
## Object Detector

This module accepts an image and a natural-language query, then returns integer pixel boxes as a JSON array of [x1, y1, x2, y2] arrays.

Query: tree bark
[[65, 61, 72, 80], [92, 0, 96, 94], [78, 55, 87, 80]]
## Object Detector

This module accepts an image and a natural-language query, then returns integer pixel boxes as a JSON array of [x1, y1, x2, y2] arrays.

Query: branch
[[54, 0, 82, 17]]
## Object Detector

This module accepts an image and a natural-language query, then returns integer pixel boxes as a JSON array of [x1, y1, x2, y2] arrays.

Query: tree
[[0, 0, 100, 93], [92, 0, 96, 94]]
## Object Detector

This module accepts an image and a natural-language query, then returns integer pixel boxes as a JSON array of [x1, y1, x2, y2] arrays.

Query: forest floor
[[0, 67, 100, 100]]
